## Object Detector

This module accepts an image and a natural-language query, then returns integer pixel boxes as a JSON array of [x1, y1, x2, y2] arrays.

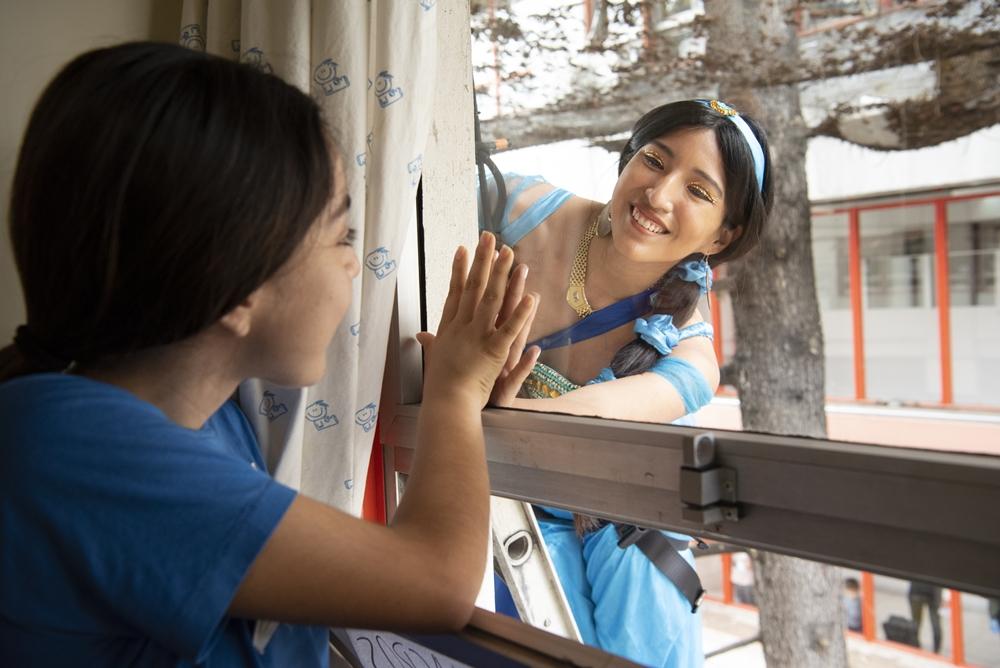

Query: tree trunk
[[707, 1, 849, 665], [752, 550, 848, 667], [586, 0, 609, 49]]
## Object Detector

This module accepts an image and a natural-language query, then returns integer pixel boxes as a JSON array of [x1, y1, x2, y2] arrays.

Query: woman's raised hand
[[416, 232, 537, 410], [489, 261, 540, 407]]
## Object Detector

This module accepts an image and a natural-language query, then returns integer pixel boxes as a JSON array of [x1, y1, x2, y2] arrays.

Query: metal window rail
[[382, 404, 1000, 599]]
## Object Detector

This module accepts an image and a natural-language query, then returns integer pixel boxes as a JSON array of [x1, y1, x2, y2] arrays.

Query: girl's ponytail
[[0, 327, 74, 382]]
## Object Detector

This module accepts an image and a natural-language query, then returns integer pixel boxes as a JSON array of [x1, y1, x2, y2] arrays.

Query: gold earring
[[596, 204, 612, 237]]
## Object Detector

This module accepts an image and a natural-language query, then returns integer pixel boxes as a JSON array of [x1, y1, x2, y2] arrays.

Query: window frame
[[381, 401, 1000, 599]]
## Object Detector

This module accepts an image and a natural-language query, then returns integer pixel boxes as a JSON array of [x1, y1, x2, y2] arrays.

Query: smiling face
[[248, 157, 360, 387], [608, 127, 739, 268]]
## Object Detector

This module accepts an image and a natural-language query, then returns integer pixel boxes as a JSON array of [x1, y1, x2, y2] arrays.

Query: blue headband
[[696, 99, 765, 193]]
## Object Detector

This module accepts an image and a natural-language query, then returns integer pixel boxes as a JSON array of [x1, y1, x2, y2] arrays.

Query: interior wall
[[0, 0, 182, 344]]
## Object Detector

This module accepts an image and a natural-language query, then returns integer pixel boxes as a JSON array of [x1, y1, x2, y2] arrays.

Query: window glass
[[812, 213, 854, 399], [465, 6, 1000, 440], [948, 196, 1000, 405], [855, 573, 998, 668], [959, 592, 1000, 668], [812, 213, 851, 311], [946, 196, 1000, 308], [859, 205, 941, 404], [860, 206, 936, 309]]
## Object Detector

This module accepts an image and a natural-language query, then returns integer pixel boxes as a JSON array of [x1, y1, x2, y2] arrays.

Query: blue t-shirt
[[0, 373, 328, 667]]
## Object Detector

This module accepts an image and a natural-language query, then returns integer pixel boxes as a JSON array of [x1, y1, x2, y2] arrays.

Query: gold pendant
[[566, 286, 591, 317]]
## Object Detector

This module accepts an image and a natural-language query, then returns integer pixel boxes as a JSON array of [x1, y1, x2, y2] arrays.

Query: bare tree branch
[[479, 0, 1000, 151]]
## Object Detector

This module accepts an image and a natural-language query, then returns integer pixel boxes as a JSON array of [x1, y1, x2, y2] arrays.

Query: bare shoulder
[[514, 193, 601, 254]]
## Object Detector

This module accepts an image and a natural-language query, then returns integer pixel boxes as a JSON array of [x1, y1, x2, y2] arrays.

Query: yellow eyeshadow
[[641, 149, 664, 166], [688, 183, 718, 204]]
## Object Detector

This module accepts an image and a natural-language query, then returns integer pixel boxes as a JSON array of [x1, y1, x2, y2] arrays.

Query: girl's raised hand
[[416, 232, 536, 410]]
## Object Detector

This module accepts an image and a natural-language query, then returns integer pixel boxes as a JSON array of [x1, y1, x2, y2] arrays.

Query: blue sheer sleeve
[[478, 172, 573, 246]]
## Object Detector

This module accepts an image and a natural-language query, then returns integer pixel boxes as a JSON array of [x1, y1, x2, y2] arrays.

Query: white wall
[[806, 126, 1000, 202], [0, 0, 181, 343]]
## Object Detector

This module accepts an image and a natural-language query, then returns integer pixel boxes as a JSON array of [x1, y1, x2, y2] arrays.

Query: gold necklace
[[565, 206, 607, 318]]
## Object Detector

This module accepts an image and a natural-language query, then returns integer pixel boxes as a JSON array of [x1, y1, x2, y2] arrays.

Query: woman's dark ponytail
[[0, 328, 74, 381], [609, 258, 704, 378], [0, 346, 30, 381]]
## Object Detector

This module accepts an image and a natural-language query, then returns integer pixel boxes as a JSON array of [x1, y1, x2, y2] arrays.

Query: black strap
[[531, 508, 706, 613], [615, 524, 689, 552], [615, 525, 706, 613]]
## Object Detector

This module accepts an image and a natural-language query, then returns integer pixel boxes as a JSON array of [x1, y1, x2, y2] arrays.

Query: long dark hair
[[609, 100, 773, 378], [1, 42, 334, 381]]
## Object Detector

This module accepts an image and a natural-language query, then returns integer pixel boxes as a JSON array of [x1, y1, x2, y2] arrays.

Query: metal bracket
[[680, 433, 741, 525], [616, 524, 648, 549]]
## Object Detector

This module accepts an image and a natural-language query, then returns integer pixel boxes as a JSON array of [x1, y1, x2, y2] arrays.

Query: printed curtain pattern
[[179, 0, 436, 645]]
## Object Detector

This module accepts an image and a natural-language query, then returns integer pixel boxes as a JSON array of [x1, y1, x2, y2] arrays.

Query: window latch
[[680, 433, 740, 525]]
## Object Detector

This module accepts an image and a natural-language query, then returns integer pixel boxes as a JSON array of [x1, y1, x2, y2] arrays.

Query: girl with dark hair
[[0, 42, 537, 666], [481, 99, 772, 666]]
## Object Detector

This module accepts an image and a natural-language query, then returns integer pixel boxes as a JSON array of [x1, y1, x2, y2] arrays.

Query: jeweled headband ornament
[[696, 99, 765, 193]]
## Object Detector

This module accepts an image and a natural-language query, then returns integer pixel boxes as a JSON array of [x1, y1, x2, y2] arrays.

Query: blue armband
[[647, 357, 713, 414], [588, 367, 616, 385], [678, 321, 713, 342]]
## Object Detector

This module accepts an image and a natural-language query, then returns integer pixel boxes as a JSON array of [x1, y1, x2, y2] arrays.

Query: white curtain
[[180, 0, 437, 649]]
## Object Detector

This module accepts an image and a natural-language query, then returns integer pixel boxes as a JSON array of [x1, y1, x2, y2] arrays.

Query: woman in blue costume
[[0, 43, 538, 667], [482, 100, 773, 667]]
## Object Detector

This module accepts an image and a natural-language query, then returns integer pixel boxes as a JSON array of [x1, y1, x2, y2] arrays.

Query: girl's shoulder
[[0, 374, 255, 465], [0, 373, 155, 440]]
